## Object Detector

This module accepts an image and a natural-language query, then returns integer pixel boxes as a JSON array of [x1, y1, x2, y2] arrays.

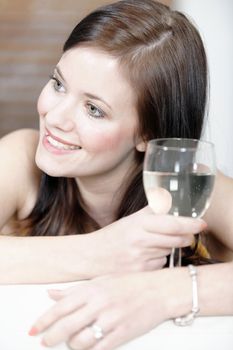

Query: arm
[[0, 234, 99, 284], [0, 129, 40, 230], [204, 170, 233, 260], [0, 130, 206, 283], [0, 210, 205, 284], [0, 130, 95, 283], [30, 261, 233, 349]]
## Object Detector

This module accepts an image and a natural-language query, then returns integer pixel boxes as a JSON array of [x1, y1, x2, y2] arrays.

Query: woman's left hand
[[29, 271, 176, 349]]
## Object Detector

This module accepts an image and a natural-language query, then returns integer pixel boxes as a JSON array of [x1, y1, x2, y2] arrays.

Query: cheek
[[81, 123, 135, 153], [37, 84, 56, 117]]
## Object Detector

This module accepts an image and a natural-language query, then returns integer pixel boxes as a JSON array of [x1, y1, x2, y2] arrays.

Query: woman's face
[[36, 47, 144, 181]]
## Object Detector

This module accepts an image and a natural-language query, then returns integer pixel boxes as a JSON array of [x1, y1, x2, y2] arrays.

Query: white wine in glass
[[143, 138, 216, 267]]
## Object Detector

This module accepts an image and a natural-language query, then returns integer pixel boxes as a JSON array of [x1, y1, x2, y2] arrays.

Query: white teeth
[[47, 135, 80, 150]]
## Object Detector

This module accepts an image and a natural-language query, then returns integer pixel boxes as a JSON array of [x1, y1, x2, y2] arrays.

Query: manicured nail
[[28, 326, 38, 336]]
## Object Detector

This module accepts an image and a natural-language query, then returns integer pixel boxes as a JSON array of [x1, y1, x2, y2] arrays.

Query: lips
[[45, 129, 81, 151]]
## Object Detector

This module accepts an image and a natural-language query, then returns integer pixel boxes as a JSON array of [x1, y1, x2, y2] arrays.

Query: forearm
[[166, 261, 233, 319], [198, 262, 233, 315], [0, 234, 97, 284]]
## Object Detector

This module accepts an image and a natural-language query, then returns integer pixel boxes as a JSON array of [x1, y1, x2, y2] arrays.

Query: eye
[[87, 103, 105, 119], [49, 75, 66, 93]]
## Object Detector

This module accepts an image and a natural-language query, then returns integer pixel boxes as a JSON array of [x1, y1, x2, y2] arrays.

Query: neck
[[76, 164, 137, 227], [75, 173, 128, 227]]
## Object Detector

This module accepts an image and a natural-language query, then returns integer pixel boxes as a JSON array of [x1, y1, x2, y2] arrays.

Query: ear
[[136, 139, 147, 152]]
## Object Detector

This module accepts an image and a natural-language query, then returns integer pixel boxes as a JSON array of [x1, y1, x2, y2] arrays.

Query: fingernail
[[41, 339, 48, 347], [28, 326, 38, 336], [198, 219, 208, 229], [47, 289, 62, 294]]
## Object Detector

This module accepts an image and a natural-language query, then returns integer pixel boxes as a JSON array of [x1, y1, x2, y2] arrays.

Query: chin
[[36, 160, 59, 177], [35, 151, 62, 177]]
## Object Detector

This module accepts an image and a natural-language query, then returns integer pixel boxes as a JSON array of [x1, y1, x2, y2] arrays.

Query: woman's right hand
[[84, 205, 207, 275]]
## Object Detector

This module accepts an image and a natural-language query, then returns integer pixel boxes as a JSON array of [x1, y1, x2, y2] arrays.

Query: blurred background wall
[[0, 0, 170, 139], [0, 0, 111, 137], [173, 0, 233, 177], [0, 0, 232, 176]]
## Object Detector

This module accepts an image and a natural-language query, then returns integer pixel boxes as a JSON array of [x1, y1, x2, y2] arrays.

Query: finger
[[47, 289, 65, 301], [91, 319, 157, 350], [142, 247, 171, 259], [144, 232, 194, 249], [68, 319, 114, 350], [90, 326, 131, 350], [41, 305, 97, 347], [30, 293, 86, 335], [67, 326, 97, 350], [48, 285, 81, 301], [145, 214, 207, 235], [144, 257, 168, 270], [147, 187, 172, 214], [86, 309, 125, 350]]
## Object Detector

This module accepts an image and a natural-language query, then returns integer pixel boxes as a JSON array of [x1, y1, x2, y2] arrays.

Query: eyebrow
[[83, 93, 112, 111], [54, 66, 66, 82], [54, 66, 112, 111]]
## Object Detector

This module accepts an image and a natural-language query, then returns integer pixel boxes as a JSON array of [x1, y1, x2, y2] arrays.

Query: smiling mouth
[[46, 134, 81, 151]]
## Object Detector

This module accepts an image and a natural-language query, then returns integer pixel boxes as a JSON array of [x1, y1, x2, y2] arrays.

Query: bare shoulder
[[0, 128, 40, 176], [0, 129, 42, 224], [0, 128, 39, 154], [204, 170, 233, 259], [205, 170, 233, 219], [210, 170, 233, 211], [0, 128, 40, 174]]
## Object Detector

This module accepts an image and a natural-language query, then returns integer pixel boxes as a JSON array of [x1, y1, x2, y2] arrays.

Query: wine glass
[[143, 138, 216, 268]]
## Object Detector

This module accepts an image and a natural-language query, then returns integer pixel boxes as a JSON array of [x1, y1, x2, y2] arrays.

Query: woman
[[0, 0, 213, 283], [0, 0, 233, 348]]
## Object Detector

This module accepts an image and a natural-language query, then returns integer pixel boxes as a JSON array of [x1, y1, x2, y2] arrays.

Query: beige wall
[[0, 0, 171, 138]]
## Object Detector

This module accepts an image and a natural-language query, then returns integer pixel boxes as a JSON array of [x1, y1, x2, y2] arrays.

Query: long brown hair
[[21, 0, 208, 263]]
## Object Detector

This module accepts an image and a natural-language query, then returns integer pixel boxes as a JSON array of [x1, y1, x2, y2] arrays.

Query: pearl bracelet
[[174, 264, 200, 326]]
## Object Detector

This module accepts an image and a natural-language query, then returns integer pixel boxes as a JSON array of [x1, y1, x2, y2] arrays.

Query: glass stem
[[169, 248, 175, 268], [178, 247, 182, 267], [169, 247, 182, 268]]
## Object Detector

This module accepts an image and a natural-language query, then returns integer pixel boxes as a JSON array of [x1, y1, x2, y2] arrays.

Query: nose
[[45, 98, 76, 132]]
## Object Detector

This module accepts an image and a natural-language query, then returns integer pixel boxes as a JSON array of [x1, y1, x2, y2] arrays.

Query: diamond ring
[[91, 324, 104, 340]]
